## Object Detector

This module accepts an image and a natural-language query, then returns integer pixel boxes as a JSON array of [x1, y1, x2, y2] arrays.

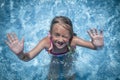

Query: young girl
[[6, 16, 104, 79]]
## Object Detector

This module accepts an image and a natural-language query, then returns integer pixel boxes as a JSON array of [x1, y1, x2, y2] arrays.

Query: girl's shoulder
[[70, 36, 78, 47], [70, 36, 82, 47], [41, 36, 51, 49]]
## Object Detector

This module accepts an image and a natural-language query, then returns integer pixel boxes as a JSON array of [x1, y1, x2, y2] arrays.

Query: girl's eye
[[55, 33, 60, 37], [63, 36, 68, 39]]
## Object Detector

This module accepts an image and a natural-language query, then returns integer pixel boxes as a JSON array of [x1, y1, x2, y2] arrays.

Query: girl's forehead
[[52, 23, 67, 31], [52, 23, 70, 35]]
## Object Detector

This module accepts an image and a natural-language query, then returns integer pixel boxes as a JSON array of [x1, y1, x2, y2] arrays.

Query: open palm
[[6, 33, 24, 55], [88, 29, 104, 47]]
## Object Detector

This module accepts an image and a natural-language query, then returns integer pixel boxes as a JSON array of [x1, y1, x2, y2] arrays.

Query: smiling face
[[51, 23, 71, 49]]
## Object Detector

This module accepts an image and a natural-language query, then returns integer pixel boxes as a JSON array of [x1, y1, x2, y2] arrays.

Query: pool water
[[0, 0, 120, 80]]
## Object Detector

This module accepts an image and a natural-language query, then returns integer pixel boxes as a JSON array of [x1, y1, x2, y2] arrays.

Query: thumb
[[20, 37, 24, 44], [5, 40, 11, 47]]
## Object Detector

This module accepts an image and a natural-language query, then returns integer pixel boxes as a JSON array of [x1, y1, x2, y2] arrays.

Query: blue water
[[0, 0, 120, 80]]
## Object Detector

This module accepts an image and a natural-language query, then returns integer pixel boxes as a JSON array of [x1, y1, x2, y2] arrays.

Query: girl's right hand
[[5, 33, 24, 55]]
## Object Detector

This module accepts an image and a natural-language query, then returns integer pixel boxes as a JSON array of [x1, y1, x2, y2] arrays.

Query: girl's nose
[[59, 37, 63, 42]]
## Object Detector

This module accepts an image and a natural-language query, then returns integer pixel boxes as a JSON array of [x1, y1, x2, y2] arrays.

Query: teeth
[[57, 42, 63, 45]]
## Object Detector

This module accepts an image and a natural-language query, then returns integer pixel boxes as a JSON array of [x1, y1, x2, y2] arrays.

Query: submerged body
[[47, 53, 76, 80]]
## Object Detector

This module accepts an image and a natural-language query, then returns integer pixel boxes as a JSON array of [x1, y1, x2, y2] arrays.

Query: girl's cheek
[[64, 39, 70, 43], [51, 37, 57, 42]]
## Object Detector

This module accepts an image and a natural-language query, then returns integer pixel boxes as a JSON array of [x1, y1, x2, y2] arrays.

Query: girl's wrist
[[92, 42, 103, 50], [16, 51, 24, 58], [91, 40, 103, 49], [16, 51, 30, 61]]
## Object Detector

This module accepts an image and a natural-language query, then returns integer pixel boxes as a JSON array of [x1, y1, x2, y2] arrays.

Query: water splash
[[0, 0, 120, 80]]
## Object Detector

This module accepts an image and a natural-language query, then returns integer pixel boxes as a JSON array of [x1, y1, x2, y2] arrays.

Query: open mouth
[[57, 42, 64, 45], [55, 41, 65, 48]]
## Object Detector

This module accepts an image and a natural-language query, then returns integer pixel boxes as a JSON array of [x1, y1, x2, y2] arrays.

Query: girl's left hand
[[87, 28, 104, 47]]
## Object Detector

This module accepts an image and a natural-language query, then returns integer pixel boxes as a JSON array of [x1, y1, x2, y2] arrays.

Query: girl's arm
[[17, 37, 48, 61], [73, 36, 96, 49], [6, 33, 49, 62], [73, 29, 104, 50]]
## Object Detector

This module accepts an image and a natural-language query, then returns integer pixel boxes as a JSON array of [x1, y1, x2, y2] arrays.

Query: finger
[[91, 28, 96, 35], [94, 28, 98, 35], [13, 33, 19, 41], [20, 37, 24, 44], [90, 28, 94, 33], [100, 30, 103, 36], [20, 37, 24, 48], [91, 28, 96, 36], [7, 33, 13, 43], [87, 30, 93, 38], [91, 28, 97, 36], [11, 32, 16, 40]]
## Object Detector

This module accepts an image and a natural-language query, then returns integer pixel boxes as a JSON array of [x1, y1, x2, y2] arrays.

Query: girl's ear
[[49, 31, 52, 35]]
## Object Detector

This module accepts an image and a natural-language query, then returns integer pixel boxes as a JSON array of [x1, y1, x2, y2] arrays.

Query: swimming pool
[[0, 0, 120, 80]]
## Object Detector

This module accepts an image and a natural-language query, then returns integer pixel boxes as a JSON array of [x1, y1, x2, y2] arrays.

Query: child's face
[[51, 23, 71, 49]]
